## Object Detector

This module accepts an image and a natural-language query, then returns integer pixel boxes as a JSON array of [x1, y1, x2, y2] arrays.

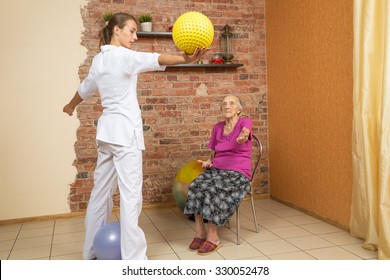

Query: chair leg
[[250, 195, 259, 233], [236, 207, 240, 244], [236, 190, 260, 245]]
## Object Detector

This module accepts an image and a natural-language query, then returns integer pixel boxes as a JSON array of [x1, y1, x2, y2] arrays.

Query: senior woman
[[183, 94, 252, 255]]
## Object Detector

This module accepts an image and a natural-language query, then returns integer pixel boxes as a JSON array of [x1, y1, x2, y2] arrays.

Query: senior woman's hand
[[197, 159, 213, 169], [236, 127, 250, 144]]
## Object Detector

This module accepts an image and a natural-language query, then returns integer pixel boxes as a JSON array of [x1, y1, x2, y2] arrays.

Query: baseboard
[[0, 211, 87, 226]]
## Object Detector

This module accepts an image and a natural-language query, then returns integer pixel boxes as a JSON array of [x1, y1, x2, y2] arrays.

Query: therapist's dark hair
[[99, 13, 137, 47]]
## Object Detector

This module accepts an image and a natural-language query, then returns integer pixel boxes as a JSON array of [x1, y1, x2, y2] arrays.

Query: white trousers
[[83, 140, 147, 260]]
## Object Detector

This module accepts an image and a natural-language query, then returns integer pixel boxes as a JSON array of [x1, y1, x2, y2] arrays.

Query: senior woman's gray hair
[[222, 95, 243, 115]]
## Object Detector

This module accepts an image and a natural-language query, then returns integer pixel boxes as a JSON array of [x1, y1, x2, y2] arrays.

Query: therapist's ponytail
[[99, 13, 137, 47]]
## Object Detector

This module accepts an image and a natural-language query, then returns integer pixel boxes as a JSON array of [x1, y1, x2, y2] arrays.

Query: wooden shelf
[[137, 31, 172, 38], [137, 32, 244, 69], [166, 63, 244, 69]]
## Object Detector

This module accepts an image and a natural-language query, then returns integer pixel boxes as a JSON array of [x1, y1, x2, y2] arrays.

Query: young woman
[[63, 12, 208, 260]]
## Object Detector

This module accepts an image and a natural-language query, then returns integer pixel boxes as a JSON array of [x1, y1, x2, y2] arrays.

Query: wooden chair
[[235, 134, 262, 244]]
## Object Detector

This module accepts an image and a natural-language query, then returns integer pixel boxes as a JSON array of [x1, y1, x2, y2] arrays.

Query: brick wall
[[69, 0, 268, 211]]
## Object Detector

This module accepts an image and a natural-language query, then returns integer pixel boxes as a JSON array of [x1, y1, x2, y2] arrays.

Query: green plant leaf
[[103, 12, 113, 22], [138, 13, 152, 23]]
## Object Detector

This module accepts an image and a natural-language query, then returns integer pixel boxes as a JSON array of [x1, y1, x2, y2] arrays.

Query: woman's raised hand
[[236, 127, 250, 144], [182, 47, 210, 64]]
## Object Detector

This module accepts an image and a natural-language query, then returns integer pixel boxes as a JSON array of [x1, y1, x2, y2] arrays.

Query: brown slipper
[[188, 238, 206, 251], [197, 240, 223, 255]]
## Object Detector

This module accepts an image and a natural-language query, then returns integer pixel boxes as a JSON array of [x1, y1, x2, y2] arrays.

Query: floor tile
[[239, 228, 281, 243], [52, 231, 85, 244], [139, 223, 158, 233], [219, 231, 249, 247], [55, 217, 84, 226], [272, 208, 307, 218], [138, 212, 152, 225], [0, 240, 15, 252], [8, 245, 51, 260], [257, 217, 295, 229], [108, 213, 119, 222], [268, 251, 316, 260], [147, 241, 174, 256], [145, 208, 175, 217], [251, 239, 300, 255], [0, 251, 10, 259], [283, 214, 322, 225], [54, 223, 85, 235], [148, 253, 180, 260], [285, 235, 335, 250], [0, 224, 22, 233], [176, 250, 224, 260], [241, 255, 270, 260], [268, 226, 313, 239], [13, 236, 52, 250], [305, 246, 362, 260], [18, 227, 53, 239], [22, 220, 55, 230], [341, 243, 378, 259], [159, 228, 195, 242], [147, 213, 184, 223], [153, 220, 191, 231], [171, 211, 189, 219], [255, 200, 289, 210], [318, 231, 363, 246], [300, 222, 344, 235], [217, 244, 264, 260], [0, 231, 19, 241], [51, 240, 84, 257], [182, 220, 197, 230], [168, 239, 191, 253], [232, 213, 255, 224], [50, 252, 83, 260], [219, 224, 238, 234], [145, 231, 166, 244], [229, 217, 258, 230], [254, 208, 279, 219]]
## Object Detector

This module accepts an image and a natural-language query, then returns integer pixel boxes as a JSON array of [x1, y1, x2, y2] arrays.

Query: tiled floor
[[0, 199, 378, 260]]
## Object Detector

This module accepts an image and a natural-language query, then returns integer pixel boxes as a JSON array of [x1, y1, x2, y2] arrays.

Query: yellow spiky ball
[[172, 11, 214, 55]]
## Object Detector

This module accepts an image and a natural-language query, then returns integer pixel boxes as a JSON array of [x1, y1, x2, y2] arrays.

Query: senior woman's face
[[221, 96, 241, 119]]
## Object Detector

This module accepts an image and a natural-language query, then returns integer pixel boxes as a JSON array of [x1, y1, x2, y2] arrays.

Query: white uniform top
[[78, 45, 166, 149]]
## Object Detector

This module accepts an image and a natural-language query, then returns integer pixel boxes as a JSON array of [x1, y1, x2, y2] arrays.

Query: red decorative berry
[[212, 58, 223, 64]]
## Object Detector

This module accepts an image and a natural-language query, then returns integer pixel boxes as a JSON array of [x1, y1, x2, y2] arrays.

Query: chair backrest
[[250, 134, 263, 182]]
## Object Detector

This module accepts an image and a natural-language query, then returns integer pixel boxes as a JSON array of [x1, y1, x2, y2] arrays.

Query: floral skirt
[[183, 168, 251, 227]]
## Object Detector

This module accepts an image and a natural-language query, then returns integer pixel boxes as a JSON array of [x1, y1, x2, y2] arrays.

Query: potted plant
[[138, 14, 152, 32], [102, 12, 113, 25]]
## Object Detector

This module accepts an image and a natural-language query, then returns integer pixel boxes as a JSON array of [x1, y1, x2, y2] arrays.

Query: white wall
[[0, 0, 88, 220]]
